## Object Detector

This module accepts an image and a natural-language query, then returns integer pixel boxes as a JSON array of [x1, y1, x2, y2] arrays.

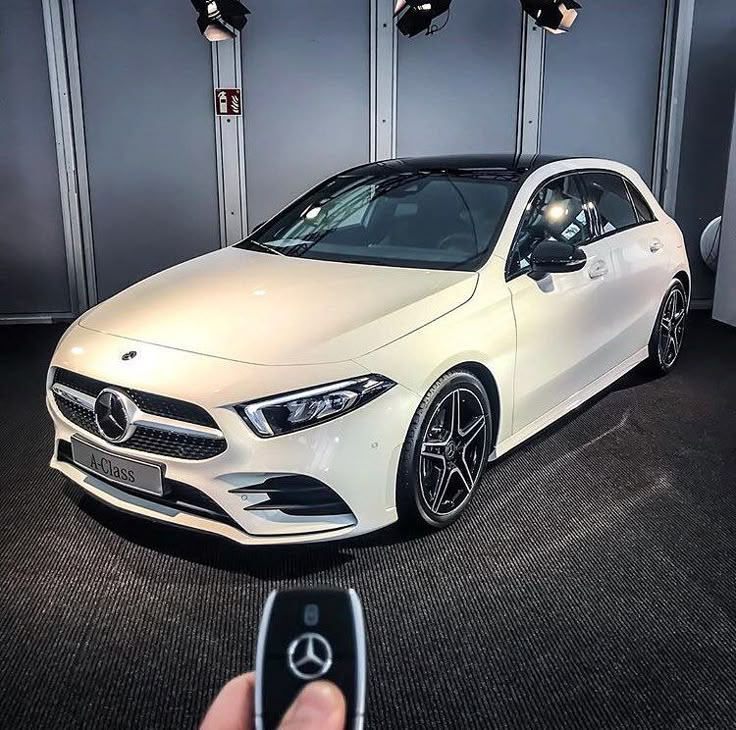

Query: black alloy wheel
[[647, 280, 687, 374], [397, 370, 491, 529]]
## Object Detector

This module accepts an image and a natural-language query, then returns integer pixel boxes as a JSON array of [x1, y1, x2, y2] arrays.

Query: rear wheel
[[646, 280, 687, 374], [397, 370, 491, 530]]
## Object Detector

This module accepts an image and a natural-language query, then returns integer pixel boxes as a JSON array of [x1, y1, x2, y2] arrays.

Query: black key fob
[[254, 587, 366, 730]]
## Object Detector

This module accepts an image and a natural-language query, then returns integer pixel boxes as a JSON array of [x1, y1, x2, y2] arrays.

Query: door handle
[[650, 239, 664, 253], [588, 259, 609, 279]]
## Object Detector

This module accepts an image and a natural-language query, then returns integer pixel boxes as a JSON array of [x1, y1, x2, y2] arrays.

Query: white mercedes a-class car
[[47, 155, 690, 546]]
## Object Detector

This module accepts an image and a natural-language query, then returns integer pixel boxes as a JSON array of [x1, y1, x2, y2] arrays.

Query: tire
[[397, 370, 492, 530], [645, 279, 687, 375]]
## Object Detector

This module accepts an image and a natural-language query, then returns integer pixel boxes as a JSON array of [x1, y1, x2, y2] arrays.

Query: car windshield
[[236, 168, 519, 271]]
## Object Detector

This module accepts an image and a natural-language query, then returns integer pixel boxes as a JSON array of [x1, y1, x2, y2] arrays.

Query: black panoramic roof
[[400, 153, 573, 172], [345, 154, 586, 181]]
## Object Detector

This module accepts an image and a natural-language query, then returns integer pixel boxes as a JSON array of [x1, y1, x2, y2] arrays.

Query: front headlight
[[235, 375, 396, 437]]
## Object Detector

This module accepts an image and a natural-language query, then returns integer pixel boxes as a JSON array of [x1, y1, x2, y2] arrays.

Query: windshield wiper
[[247, 239, 287, 256]]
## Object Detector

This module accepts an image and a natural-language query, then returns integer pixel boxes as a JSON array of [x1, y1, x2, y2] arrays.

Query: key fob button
[[265, 589, 357, 658], [259, 656, 358, 726]]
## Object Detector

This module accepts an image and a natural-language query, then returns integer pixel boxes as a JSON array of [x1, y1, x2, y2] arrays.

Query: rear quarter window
[[625, 179, 656, 223], [583, 172, 639, 234]]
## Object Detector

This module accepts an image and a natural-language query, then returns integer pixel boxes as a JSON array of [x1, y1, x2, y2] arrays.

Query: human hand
[[200, 672, 346, 730]]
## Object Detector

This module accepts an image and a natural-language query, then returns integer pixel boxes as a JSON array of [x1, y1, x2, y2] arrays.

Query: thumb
[[277, 681, 346, 730]]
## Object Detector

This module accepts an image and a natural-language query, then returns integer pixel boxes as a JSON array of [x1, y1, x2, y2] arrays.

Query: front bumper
[[47, 326, 418, 545]]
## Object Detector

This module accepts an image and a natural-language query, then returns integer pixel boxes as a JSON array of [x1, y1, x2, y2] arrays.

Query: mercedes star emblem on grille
[[94, 388, 136, 443], [286, 632, 333, 680]]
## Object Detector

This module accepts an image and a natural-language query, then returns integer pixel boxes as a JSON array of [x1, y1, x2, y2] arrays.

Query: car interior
[[260, 175, 514, 267], [508, 175, 590, 274]]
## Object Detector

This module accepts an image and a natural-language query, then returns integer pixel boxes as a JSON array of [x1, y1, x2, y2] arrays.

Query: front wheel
[[397, 370, 491, 530], [646, 280, 687, 374]]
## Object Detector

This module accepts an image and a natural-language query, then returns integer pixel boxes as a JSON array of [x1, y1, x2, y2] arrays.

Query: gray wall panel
[[0, 0, 70, 315], [541, 0, 667, 183], [242, 0, 370, 228], [75, 0, 220, 301], [396, 1, 522, 157], [713, 100, 736, 327], [674, 0, 736, 301]]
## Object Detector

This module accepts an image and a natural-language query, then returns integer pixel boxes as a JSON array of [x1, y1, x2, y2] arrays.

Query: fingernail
[[290, 682, 340, 721]]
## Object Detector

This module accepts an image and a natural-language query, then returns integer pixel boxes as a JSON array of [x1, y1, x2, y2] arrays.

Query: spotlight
[[520, 0, 581, 34], [191, 0, 250, 42], [394, 0, 452, 38]]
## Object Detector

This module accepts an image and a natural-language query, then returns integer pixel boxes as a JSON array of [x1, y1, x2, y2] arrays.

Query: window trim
[[623, 177, 656, 225], [505, 168, 660, 282]]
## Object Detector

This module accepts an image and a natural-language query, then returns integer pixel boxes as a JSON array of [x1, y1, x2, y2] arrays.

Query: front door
[[506, 173, 618, 432]]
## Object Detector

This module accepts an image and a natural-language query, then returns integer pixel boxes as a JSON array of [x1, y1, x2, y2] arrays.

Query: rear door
[[581, 171, 671, 359], [507, 173, 618, 432]]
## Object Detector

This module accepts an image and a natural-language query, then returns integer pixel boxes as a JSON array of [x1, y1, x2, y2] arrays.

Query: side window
[[584, 172, 638, 234], [625, 179, 656, 223], [507, 174, 592, 277]]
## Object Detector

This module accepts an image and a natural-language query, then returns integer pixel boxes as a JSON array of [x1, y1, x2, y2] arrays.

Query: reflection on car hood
[[80, 247, 478, 365]]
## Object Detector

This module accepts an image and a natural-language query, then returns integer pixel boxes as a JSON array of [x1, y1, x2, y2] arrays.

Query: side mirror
[[529, 240, 587, 278]]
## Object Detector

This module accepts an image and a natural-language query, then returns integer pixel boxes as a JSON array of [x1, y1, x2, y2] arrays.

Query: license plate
[[71, 437, 164, 496]]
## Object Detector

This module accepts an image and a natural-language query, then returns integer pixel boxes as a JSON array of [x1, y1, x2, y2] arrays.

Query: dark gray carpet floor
[[1, 315, 735, 729]]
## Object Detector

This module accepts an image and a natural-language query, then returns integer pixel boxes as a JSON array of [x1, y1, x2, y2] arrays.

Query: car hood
[[80, 247, 478, 365]]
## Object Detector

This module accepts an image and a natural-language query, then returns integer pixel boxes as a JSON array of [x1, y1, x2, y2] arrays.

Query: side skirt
[[490, 347, 648, 460]]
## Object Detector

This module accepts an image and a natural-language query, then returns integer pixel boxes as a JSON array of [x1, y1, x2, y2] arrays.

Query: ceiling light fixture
[[520, 0, 581, 34], [191, 0, 250, 42], [394, 0, 452, 38]]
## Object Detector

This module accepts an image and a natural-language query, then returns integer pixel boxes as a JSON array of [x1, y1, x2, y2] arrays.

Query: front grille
[[126, 390, 214, 427], [54, 368, 102, 397], [57, 441, 239, 529], [53, 368, 217, 428], [125, 426, 226, 460], [232, 475, 351, 517], [52, 369, 227, 461], [55, 396, 97, 434]]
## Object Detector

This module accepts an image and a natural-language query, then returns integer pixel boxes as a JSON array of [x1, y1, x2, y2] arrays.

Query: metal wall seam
[[660, 0, 696, 214], [212, 37, 248, 245], [516, 14, 546, 158], [370, 0, 396, 162], [60, 0, 97, 306], [41, 0, 87, 316]]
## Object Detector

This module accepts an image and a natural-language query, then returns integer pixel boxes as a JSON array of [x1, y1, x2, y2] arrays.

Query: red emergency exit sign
[[214, 88, 241, 116]]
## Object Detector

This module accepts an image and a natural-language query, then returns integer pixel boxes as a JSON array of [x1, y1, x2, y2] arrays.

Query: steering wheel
[[437, 233, 477, 255]]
